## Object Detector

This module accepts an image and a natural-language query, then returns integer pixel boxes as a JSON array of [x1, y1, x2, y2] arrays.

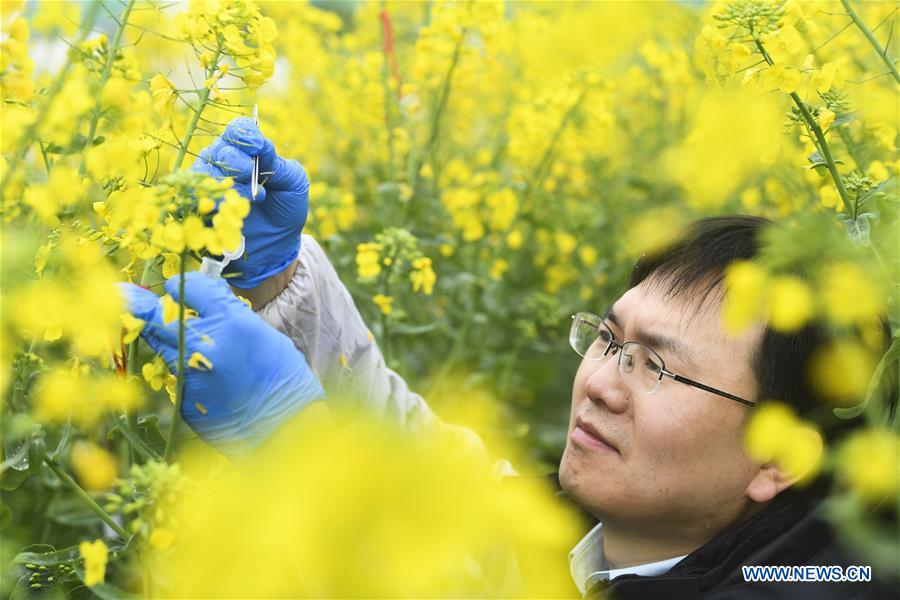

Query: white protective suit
[[257, 234, 514, 469], [257, 234, 439, 428]]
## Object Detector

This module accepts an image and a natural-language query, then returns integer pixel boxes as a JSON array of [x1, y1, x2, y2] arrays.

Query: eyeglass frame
[[569, 312, 756, 408]]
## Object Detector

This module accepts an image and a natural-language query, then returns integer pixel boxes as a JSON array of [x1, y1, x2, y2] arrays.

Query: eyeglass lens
[[570, 313, 666, 394]]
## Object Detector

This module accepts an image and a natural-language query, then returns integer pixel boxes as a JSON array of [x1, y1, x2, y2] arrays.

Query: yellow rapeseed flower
[[723, 260, 768, 334], [161, 294, 179, 325], [188, 352, 213, 371], [836, 429, 899, 503], [818, 262, 885, 326], [356, 242, 382, 279], [161, 253, 181, 279], [809, 341, 878, 405], [70, 441, 117, 491], [506, 229, 523, 250], [743, 402, 822, 482], [410, 257, 436, 295], [143, 355, 169, 391], [79, 539, 108, 587], [149, 527, 176, 551], [578, 245, 598, 267], [121, 313, 145, 344], [489, 259, 509, 281], [816, 108, 835, 130], [150, 73, 176, 119], [373, 294, 393, 315], [766, 275, 813, 332]]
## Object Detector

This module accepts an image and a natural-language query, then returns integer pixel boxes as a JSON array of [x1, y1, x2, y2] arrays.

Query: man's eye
[[598, 328, 613, 343], [645, 359, 662, 374]]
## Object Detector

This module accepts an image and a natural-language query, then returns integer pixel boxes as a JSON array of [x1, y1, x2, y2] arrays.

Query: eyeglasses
[[569, 312, 756, 407]]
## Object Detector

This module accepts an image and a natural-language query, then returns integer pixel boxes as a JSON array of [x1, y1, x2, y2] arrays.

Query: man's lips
[[571, 416, 621, 455]]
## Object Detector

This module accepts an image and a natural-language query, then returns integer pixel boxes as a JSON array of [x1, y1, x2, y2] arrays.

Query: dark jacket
[[544, 475, 898, 599]]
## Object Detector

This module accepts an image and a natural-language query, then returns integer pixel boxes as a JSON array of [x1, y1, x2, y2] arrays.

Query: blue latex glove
[[192, 117, 310, 289], [119, 273, 324, 454]]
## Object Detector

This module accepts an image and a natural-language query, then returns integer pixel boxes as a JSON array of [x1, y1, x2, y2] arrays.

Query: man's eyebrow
[[603, 306, 620, 327], [633, 328, 697, 367], [603, 305, 696, 367]]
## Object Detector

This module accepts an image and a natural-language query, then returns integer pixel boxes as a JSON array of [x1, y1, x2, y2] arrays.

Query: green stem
[[163, 249, 188, 462], [409, 29, 466, 203], [43, 456, 129, 539], [753, 37, 856, 217], [524, 88, 587, 208], [79, 0, 137, 177], [172, 47, 223, 171], [789, 90, 856, 217], [380, 1, 397, 180], [108, 415, 159, 461], [840, 0, 900, 85]]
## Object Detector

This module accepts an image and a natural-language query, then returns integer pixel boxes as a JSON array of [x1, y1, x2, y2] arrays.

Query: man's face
[[559, 276, 764, 534]]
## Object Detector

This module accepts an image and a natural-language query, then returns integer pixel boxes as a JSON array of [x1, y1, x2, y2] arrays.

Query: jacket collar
[[584, 485, 832, 598]]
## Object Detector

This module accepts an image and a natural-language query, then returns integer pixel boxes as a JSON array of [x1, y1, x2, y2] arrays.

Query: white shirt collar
[[568, 522, 687, 596]]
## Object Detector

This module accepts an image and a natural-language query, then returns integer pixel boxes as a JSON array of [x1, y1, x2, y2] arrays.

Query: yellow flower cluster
[[23, 165, 88, 226], [8, 235, 124, 356], [94, 175, 250, 265], [150, 73, 177, 121], [723, 260, 885, 335], [34, 368, 141, 429], [373, 294, 394, 316], [836, 429, 900, 503], [0, 15, 34, 102], [441, 185, 520, 244], [173, 0, 278, 88], [410, 257, 436, 296], [70, 441, 118, 491], [79, 539, 108, 587], [355, 242, 382, 280], [744, 402, 823, 483], [158, 416, 581, 597], [1, 1, 897, 589], [308, 183, 358, 238], [151, 188, 249, 256]]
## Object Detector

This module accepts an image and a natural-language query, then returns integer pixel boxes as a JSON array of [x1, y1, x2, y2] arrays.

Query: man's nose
[[583, 353, 630, 414]]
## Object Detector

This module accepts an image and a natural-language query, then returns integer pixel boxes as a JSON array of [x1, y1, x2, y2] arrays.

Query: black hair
[[629, 215, 895, 442]]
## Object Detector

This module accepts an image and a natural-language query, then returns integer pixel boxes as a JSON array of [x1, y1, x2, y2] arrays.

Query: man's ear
[[744, 463, 797, 503], [744, 425, 824, 503]]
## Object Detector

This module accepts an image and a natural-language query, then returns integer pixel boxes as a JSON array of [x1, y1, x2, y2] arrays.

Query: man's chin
[[559, 443, 617, 520], [558, 444, 580, 495]]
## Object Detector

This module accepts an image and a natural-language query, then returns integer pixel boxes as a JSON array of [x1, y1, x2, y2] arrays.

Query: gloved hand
[[192, 117, 310, 289], [120, 273, 325, 455]]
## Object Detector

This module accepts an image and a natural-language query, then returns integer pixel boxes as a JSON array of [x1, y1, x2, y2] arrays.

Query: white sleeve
[[257, 235, 516, 477], [256, 235, 439, 430]]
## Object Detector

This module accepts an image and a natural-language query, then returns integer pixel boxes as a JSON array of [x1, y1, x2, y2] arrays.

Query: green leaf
[[72, 564, 142, 600], [49, 423, 72, 460], [806, 151, 843, 169], [838, 212, 876, 246], [0, 499, 11, 530], [8, 572, 65, 600], [44, 133, 90, 155], [391, 320, 446, 335], [832, 111, 856, 126], [137, 415, 167, 455], [13, 545, 79, 567], [806, 150, 826, 167], [14, 539, 129, 567], [1, 436, 31, 475], [0, 465, 31, 491]]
